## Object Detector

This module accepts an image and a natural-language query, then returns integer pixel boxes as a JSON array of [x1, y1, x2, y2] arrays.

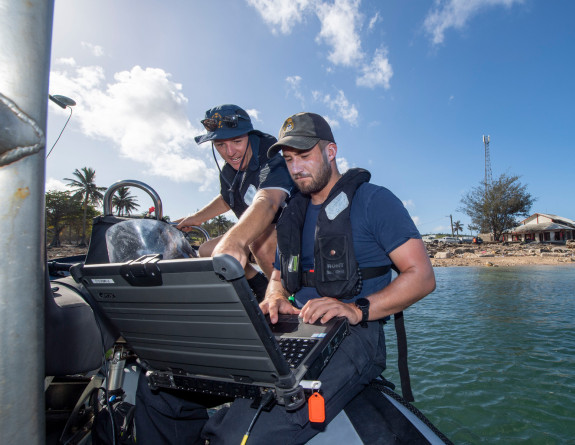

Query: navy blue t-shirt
[[275, 182, 421, 308], [219, 133, 294, 219]]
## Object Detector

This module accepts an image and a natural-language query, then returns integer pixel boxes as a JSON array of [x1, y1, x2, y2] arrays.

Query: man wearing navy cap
[[175, 104, 294, 300], [135, 106, 293, 444]]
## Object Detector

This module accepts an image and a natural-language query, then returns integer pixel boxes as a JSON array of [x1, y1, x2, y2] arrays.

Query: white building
[[503, 213, 575, 243]]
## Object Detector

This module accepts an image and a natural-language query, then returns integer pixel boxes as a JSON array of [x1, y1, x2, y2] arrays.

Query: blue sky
[[46, 0, 575, 235]]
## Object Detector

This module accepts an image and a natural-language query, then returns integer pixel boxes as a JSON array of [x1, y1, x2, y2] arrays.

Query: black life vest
[[276, 167, 414, 401], [276, 168, 389, 299]]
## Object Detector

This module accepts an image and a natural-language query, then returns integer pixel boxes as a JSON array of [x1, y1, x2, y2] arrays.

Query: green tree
[[65, 167, 106, 247], [112, 187, 140, 216], [459, 173, 535, 242], [203, 215, 235, 238], [45, 190, 74, 247], [453, 220, 463, 236]]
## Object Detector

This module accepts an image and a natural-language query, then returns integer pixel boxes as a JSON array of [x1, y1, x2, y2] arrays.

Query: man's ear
[[327, 143, 337, 161]]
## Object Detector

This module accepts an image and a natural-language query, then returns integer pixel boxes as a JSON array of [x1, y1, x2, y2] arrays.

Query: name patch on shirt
[[325, 192, 349, 220], [244, 184, 257, 206]]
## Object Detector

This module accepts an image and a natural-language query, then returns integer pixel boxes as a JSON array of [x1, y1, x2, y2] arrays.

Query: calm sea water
[[384, 265, 575, 445]]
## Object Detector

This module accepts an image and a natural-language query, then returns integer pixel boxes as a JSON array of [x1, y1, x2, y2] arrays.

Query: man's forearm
[[178, 195, 230, 228], [218, 190, 286, 251], [367, 239, 436, 320], [367, 266, 435, 320]]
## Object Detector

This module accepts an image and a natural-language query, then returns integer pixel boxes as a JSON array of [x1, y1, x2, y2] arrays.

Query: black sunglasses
[[201, 114, 250, 132]]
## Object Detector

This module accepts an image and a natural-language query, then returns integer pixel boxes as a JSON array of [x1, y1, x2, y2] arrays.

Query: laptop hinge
[[120, 254, 163, 287]]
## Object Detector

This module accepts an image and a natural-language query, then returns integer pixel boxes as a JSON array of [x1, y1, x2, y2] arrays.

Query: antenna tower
[[482, 135, 492, 191]]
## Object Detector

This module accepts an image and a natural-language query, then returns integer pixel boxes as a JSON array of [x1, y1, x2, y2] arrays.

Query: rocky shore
[[47, 240, 575, 268], [428, 240, 575, 267]]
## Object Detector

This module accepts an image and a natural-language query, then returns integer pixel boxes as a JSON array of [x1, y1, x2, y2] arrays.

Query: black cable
[[211, 139, 250, 208], [46, 106, 73, 158], [92, 308, 117, 445], [241, 391, 274, 445]]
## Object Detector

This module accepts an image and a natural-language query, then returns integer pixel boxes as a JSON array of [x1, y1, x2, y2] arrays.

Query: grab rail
[[103, 179, 163, 220], [169, 223, 211, 241]]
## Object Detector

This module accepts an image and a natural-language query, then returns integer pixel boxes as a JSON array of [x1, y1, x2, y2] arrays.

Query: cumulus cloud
[[56, 57, 76, 66], [336, 157, 349, 173], [424, 0, 524, 45], [402, 199, 415, 209], [246, 108, 261, 122], [368, 12, 381, 31], [412, 215, 421, 226], [286, 75, 306, 107], [249, 0, 393, 90], [46, 178, 68, 192], [322, 90, 359, 126], [323, 115, 340, 129], [315, 0, 363, 66], [49, 60, 217, 188], [245, 0, 312, 34], [286, 79, 358, 126], [81, 41, 104, 57], [356, 48, 393, 89]]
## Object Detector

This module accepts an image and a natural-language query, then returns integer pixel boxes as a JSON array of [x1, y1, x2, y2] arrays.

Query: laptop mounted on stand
[[77, 254, 348, 410]]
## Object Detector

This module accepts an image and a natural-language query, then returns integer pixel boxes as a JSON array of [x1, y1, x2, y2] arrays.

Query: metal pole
[[0, 1, 54, 443]]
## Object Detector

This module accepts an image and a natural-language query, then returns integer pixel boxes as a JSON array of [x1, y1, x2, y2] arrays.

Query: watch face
[[356, 298, 369, 308]]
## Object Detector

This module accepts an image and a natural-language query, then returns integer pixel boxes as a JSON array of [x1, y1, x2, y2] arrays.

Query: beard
[[294, 151, 332, 195]]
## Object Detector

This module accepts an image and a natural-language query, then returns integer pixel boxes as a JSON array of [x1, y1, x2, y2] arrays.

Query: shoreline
[[47, 242, 575, 268], [428, 241, 575, 268]]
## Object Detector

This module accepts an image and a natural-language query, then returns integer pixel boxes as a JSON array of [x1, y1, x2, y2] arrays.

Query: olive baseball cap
[[267, 112, 335, 158], [194, 104, 254, 144]]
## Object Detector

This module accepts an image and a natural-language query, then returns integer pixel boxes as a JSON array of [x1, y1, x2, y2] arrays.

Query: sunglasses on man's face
[[201, 114, 249, 132]]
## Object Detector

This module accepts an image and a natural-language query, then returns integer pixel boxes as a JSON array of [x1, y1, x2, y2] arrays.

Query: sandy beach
[[47, 241, 575, 268]]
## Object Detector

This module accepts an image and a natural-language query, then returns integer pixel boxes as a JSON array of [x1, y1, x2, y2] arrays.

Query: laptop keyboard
[[278, 337, 318, 368]]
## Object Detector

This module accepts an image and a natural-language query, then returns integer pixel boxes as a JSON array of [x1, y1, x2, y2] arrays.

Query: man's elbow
[[253, 192, 285, 213], [421, 267, 436, 296]]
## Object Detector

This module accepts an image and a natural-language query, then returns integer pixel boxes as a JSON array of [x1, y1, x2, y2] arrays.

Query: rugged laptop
[[77, 254, 349, 410]]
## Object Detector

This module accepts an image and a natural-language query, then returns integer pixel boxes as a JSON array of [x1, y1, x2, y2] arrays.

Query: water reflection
[[384, 265, 575, 444]]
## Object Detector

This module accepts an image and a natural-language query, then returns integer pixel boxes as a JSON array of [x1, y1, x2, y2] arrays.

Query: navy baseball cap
[[194, 104, 254, 144], [267, 112, 335, 157]]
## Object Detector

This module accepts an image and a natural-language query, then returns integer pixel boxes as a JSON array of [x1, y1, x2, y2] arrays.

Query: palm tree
[[65, 167, 106, 246], [112, 187, 140, 216], [453, 220, 464, 236]]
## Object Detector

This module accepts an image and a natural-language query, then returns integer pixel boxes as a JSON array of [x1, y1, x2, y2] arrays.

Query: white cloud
[[46, 177, 68, 192], [424, 0, 524, 45], [81, 41, 104, 57], [49, 61, 217, 188], [368, 12, 380, 31], [356, 47, 393, 89], [412, 215, 421, 225], [286, 80, 357, 126], [286, 75, 306, 107], [315, 0, 363, 66], [246, 0, 312, 34], [249, 0, 394, 90], [323, 115, 340, 129], [56, 57, 76, 66], [336, 156, 349, 173], [246, 108, 261, 122], [322, 90, 359, 126], [403, 199, 415, 209]]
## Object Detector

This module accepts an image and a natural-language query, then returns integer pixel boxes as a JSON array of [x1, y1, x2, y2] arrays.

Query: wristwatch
[[354, 298, 370, 328]]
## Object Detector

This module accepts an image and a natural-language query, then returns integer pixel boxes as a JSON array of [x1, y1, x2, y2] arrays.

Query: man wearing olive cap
[[201, 112, 436, 444], [175, 104, 294, 299]]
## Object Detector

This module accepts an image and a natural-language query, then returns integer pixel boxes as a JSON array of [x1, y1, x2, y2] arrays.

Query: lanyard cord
[[211, 139, 250, 208]]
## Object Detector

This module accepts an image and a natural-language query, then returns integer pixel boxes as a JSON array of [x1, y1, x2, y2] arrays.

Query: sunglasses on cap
[[201, 114, 250, 132]]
